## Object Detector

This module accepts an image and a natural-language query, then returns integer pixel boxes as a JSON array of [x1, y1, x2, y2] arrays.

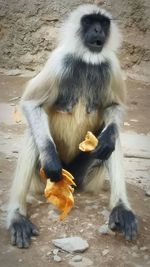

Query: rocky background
[[0, 0, 150, 82]]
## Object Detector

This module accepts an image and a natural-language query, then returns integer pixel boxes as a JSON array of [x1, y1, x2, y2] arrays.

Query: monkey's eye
[[81, 16, 92, 27], [101, 18, 110, 27], [84, 17, 91, 25]]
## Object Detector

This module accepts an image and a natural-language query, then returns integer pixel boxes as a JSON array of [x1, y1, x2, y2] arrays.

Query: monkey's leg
[[7, 133, 39, 248], [65, 151, 105, 194], [65, 152, 95, 188], [106, 137, 138, 240]]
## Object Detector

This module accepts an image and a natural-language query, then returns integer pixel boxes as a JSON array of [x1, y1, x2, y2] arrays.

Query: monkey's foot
[[109, 204, 138, 240], [9, 212, 39, 248]]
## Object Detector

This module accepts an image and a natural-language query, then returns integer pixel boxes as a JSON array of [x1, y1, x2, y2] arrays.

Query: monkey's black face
[[80, 13, 110, 53]]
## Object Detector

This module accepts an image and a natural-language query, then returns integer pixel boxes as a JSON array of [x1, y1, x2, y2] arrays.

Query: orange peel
[[40, 168, 76, 220], [79, 131, 98, 152]]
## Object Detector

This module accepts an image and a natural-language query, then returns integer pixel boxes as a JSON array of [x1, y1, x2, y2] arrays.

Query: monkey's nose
[[94, 23, 102, 33]]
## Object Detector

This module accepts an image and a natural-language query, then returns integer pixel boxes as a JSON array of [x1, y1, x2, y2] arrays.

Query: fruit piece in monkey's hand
[[40, 168, 76, 221], [79, 131, 98, 152]]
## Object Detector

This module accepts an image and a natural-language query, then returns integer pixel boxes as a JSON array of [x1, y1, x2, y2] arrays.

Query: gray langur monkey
[[7, 4, 138, 248]]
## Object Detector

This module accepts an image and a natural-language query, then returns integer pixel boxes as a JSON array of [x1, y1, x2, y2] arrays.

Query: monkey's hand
[[109, 204, 138, 240], [9, 212, 39, 248], [40, 141, 62, 182], [91, 123, 116, 160]]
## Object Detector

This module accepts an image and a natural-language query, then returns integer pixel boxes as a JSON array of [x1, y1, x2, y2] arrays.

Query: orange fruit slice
[[40, 168, 76, 220], [79, 131, 98, 152]]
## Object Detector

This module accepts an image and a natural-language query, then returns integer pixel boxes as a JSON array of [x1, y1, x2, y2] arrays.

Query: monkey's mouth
[[87, 40, 104, 52]]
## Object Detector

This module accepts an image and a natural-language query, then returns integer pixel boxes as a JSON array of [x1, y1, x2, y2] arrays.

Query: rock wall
[[0, 0, 149, 80]]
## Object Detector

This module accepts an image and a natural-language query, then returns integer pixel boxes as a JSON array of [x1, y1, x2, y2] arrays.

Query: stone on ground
[[52, 237, 89, 253]]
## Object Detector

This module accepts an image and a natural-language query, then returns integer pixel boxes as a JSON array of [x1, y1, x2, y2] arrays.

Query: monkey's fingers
[[9, 214, 39, 248], [61, 169, 76, 186], [29, 221, 39, 236], [109, 204, 138, 241]]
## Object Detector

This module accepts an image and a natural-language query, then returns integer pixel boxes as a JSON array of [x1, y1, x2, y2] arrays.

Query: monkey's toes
[[9, 212, 39, 248], [109, 204, 138, 241]]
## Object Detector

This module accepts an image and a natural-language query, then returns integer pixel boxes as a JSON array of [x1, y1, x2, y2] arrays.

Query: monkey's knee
[[8, 212, 39, 248], [109, 202, 138, 241], [83, 163, 106, 194]]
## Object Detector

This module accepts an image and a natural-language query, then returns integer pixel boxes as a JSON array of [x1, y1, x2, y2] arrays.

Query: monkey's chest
[[54, 55, 111, 113], [48, 101, 103, 163]]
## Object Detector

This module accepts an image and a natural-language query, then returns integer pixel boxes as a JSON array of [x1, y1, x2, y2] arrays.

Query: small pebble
[[71, 255, 82, 262], [53, 248, 59, 255], [131, 245, 138, 251], [65, 254, 71, 258], [18, 259, 23, 262], [124, 122, 130, 126], [12, 150, 18, 154], [4, 135, 11, 139], [46, 251, 52, 256], [130, 119, 138, 122], [140, 246, 148, 251], [102, 249, 109, 256], [30, 213, 39, 219], [99, 224, 115, 235], [9, 96, 20, 101], [54, 255, 62, 262], [85, 200, 94, 204], [99, 224, 109, 234], [101, 209, 110, 221], [31, 236, 37, 240], [145, 191, 150, 197], [6, 155, 12, 159]]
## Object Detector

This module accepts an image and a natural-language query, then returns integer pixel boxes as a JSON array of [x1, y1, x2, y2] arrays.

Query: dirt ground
[[0, 74, 150, 267]]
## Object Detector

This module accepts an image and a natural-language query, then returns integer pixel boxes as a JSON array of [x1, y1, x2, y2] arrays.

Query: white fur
[[84, 163, 106, 194], [7, 133, 39, 227], [58, 4, 122, 64], [106, 137, 130, 209]]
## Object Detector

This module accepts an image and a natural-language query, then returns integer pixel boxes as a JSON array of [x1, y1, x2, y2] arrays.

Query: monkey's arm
[[92, 58, 126, 160], [21, 52, 62, 181], [91, 104, 124, 160]]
